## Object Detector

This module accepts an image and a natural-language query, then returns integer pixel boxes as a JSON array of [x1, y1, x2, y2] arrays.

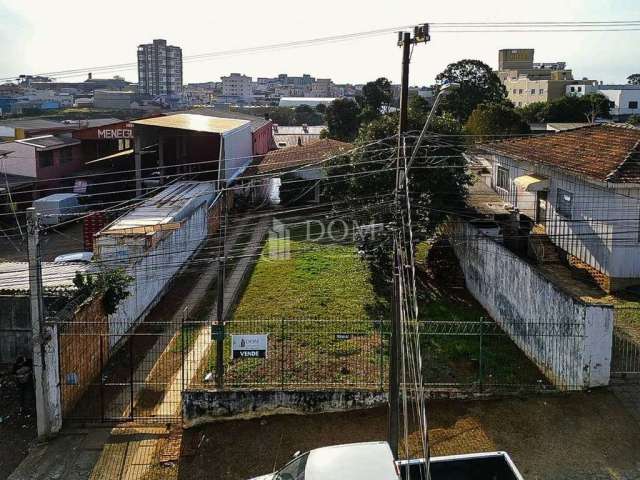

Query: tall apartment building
[[221, 73, 254, 100], [137, 39, 183, 96]]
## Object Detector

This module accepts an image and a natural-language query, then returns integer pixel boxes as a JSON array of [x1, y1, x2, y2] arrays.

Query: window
[[38, 151, 53, 168], [275, 453, 309, 480], [578, 86, 582, 92], [557, 188, 573, 219], [512, 88, 517, 94], [570, 86, 575, 93], [539, 88, 545, 94], [531, 89, 536, 95], [518, 89, 523, 94], [496, 166, 510, 191], [629, 101, 639, 110], [59, 148, 72, 164]]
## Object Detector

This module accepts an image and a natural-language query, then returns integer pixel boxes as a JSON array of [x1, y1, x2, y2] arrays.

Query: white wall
[[0, 142, 37, 177], [599, 88, 640, 117], [96, 201, 210, 349], [450, 221, 614, 389], [223, 124, 253, 183]]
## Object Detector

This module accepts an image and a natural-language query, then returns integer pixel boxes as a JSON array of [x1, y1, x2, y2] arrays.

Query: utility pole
[[27, 207, 61, 438], [215, 185, 228, 389], [389, 24, 430, 460]]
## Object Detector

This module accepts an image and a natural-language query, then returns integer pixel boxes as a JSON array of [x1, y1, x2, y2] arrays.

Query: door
[[536, 191, 548, 226]]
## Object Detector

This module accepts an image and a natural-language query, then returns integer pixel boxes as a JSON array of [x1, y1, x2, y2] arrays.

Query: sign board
[[231, 334, 268, 359], [97, 126, 133, 139]]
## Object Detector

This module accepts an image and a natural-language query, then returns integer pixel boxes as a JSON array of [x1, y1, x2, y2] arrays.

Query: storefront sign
[[231, 334, 268, 359], [97, 126, 133, 139]]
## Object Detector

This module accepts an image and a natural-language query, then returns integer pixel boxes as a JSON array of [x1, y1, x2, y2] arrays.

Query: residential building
[[0, 135, 83, 194], [497, 49, 580, 106], [565, 81, 600, 97], [597, 85, 640, 120], [272, 124, 324, 148], [0, 118, 73, 140], [221, 73, 254, 101], [93, 90, 136, 109], [310, 79, 333, 97], [277, 74, 315, 88], [471, 124, 640, 292], [137, 39, 183, 96]]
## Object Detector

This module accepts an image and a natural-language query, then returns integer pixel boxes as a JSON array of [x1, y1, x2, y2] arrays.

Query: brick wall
[[58, 295, 108, 416], [567, 254, 611, 292]]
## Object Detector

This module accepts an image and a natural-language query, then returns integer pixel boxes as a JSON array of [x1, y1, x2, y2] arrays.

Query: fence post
[[478, 317, 484, 392], [280, 317, 285, 389], [99, 334, 104, 423], [129, 335, 134, 421]]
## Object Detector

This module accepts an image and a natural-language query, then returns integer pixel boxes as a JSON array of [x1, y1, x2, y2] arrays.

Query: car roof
[[306, 442, 397, 480]]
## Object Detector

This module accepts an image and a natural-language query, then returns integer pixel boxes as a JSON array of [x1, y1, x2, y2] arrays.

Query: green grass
[[200, 237, 389, 387]]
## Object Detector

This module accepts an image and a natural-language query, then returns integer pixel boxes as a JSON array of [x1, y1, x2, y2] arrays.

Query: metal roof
[[16, 135, 81, 150], [173, 108, 270, 133], [0, 261, 89, 292], [599, 84, 640, 91], [102, 182, 215, 234], [132, 113, 249, 134], [0, 118, 65, 130]]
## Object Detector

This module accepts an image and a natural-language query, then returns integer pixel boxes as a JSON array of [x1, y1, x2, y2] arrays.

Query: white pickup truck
[[249, 441, 524, 480]]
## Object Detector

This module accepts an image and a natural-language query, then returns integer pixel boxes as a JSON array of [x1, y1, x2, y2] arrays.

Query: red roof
[[251, 139, 352, 175], [479, 124, 640, 183]]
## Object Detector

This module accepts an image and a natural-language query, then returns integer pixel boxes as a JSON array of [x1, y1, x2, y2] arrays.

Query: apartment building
[[597, 85, 640, 119], [137, 39, 183, 96], [497, 49, 580, 106], [221, 73, 254, 101]]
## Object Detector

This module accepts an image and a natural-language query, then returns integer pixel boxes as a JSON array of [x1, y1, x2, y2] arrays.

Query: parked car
[[33, 193, 85, 226], [250, 442, 525, 480], [249, 441, 399, 480]]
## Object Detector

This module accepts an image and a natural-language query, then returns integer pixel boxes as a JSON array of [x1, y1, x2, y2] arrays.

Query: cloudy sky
[[1, 0, 639, 86]]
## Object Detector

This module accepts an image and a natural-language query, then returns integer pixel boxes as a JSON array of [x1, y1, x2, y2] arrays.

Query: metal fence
[[57, 314, 592, 424]]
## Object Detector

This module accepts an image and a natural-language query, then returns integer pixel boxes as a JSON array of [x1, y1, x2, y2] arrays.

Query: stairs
[[528, 233, 563, 265]]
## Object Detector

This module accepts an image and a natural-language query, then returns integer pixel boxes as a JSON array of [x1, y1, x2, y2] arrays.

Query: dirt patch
[[0, 369, 37, 479], [177, 391, 640, 480]]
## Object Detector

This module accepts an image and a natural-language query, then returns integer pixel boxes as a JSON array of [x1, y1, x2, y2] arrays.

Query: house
[[272, 124, 324, 148], [242, 138, 351, 205], [597, 85, 640, 120], [471, 123, 640, 292], [0, 135, 83, 200], [0, 118, 72, 140]]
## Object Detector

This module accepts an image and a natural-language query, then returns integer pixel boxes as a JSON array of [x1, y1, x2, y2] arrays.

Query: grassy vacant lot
[[206, 237, 389, 388]]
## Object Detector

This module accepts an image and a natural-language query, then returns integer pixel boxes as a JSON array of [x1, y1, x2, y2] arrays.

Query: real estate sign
[[231, 334, 268, 359]]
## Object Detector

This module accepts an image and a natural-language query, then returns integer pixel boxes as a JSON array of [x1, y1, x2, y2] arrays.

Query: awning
[[514, 174, 549, 192], [85, 148, 133, 165]]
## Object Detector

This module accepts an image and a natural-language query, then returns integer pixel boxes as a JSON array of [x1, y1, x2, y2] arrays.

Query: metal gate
[[58, 313, 187, 424], [611, 326, 640, 380]]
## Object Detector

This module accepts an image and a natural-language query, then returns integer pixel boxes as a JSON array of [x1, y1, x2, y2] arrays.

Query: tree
[[628, 74, 640, 86], [435, 59, 507, 122], [315, 103, 327, 114], [408, 94, 431, 118], [325, 98, 361, 141], [359, 77, 393, 121], [325, 103, 469, 291], [582, 93, 611, 123], [465, 103, 530, 141], [293, 105, 323, 125], [517, 101, 547, 124]]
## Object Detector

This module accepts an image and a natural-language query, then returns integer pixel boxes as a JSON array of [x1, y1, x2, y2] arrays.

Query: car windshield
[[274, 453, 309, 480]]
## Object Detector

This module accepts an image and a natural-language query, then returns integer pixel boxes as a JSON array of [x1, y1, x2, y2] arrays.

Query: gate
[[611, 326, 640, 381], [57, 307, 188, 424]]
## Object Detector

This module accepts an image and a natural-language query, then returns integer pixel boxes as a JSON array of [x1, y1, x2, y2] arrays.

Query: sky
[[1, 0, 639, 86]]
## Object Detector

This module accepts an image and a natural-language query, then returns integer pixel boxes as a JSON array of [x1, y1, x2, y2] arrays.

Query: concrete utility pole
[[215, 185, 228, 389], [389, 24, 430, 460], [27, 207, 61, 439]]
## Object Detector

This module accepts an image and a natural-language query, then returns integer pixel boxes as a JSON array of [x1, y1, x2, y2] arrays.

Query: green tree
[[517, 101, 547, 124], [326, 104, 469, 291], [73, 268, 132, 315], [293, 105, 323, 125], [465, 103, 530, 141], [543, 93, 611, 123], [266, 107, 296, 126], [315, 103, 327, 114], [582, 93, 611, 123], [325, 98, 361, 141], [628, 74, 640, 86], [408, 95, 431, 118], [435, 59, 507, 122], [359, 77, 393, 119]]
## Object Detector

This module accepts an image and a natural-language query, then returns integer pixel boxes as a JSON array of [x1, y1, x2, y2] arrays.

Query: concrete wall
[[96, 201, 210, 349], [182, 389, 388, 428], [450, 221, 614, 389]]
